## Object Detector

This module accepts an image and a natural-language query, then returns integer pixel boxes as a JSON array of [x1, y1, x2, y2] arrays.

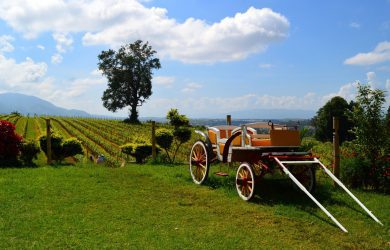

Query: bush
[[121, 143, 153, 163], [39, 133, 64, 162], [62, 138, 83, 157], [341, 157, 370, 188], [39, 134, 83, 163], [173, 127, 192, 144], [0, 120, 23, 166], [155, 110, 192, 163], [20, 140, 40, 166], [156, 129, 173, 149]]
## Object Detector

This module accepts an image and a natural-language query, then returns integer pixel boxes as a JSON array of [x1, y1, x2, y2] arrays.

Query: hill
[[0, 92, 91, 117]]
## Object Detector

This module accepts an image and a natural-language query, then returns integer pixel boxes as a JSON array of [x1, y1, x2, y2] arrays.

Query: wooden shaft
[[151, 121, 156, 161], [333, 116, 340, 185], [46, 118, 52, 165]]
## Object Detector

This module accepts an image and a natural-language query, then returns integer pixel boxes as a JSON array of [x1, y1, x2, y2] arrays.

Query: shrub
[[0, 120, 23, 166], [155, 110, 192, 163], [166, 108, 189, 128], [121, 143, 153, 163], [156, 129, 173, 150], [39, 133, 64, 162], [20, 140, 40, 166], [39, 134, 83, 163], [173, 127, 192, 144], [341, 157, 370, 188], [62, 138, 83, 157]]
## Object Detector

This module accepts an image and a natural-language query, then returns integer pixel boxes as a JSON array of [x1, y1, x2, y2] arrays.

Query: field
[[0, 164, 389, 249], [0, 114, 389, 249]]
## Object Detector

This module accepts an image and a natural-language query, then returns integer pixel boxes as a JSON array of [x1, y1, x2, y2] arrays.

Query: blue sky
[[0, 0, 388, 118]]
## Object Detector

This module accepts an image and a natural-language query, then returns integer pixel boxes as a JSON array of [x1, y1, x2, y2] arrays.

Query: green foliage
[[39, 133, 64, 162], [173, 127, 192, 144], [62, 138, 83, 158], [20, 140, 40, 166], [120, 143, 153, 163], [98, 40, 161, 123], [351, 84, 387, 190], [39, 134, 83, 163], [341, 157, 370, 188], [312, 96, 354, 143], [166, 109, 189, 128], [156, 109, 192, 163], [155, 128, 173, 150], [300, 137, 321, 152]]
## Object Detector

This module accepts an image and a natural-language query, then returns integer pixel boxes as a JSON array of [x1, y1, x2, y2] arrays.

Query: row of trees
[[312, 84, 389, 191]]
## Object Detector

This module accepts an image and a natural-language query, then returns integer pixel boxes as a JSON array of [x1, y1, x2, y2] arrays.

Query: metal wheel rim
[[189, 141, 208, 184]]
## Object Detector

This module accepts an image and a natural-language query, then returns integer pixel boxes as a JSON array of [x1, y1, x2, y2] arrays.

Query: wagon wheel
[[189, 141, 210, 184], [236, 163, 256, 201], [289, 165, 316, 193]]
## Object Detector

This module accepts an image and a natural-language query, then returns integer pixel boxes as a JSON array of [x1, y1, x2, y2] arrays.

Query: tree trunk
[[128, 105, 140, 124]]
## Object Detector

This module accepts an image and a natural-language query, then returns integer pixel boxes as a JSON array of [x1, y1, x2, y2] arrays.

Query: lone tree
[[98, 40, 161, 123]]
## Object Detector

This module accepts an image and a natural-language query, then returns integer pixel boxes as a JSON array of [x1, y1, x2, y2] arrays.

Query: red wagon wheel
[[289, 165, 316, 193], [236, 163, 256, 201], [189, 141, 210, 184]]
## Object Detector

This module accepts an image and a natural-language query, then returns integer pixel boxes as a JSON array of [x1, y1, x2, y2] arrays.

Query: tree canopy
[[98, 40, 161, 123], [312, 96, 354, 144]]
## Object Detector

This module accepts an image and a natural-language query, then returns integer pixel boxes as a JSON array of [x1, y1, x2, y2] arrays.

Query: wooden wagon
[[189, 121, 383, 232]]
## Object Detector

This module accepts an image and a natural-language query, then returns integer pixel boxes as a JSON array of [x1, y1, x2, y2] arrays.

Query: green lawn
[[0, 163, 388, 249]]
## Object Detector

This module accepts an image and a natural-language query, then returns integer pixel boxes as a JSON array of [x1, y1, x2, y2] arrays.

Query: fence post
[[226, 115, 231, 125], [46, 118, 52, 165], [152, 121, 156, 161], [333, 116, 340, 186]]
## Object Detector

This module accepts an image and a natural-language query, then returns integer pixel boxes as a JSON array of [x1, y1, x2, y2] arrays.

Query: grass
[[0, 163, 389, 249]]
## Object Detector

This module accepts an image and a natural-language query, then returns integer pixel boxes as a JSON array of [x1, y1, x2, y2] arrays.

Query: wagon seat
[[207, 125, 256, 155], [247, 122, 301, 147]]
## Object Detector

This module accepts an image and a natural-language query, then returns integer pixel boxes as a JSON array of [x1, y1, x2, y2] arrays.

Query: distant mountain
[[0, 92, 91, 117]]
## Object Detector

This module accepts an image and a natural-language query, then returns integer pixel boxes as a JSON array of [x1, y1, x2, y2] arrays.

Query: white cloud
[[344, 41, 390, 65], [0, 35, 14, 53], [349, 22, 360, 29], [51, 53, 63, 64], [259, 63, 273, 69], [0, 1, 289, 64], [366, 71, 377, 88], [181, 82, 202, 93], [322, 82, 358, 102], [37, 44, 45, 50], [0, 55, 47, 86], [53, 32, 73, 53], [153, 76, 175, 87]]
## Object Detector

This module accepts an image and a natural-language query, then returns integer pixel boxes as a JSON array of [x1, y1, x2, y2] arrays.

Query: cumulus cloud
[[344, 41, 390, 65], [181, 82, 202, 93], [0, 1, 289, 64], [322, 82, 358, 102], [0, 35, 14, 53], [153, 76, 175, 87], [0, 55, 47, 87], [53, 32, 73, 53], [51, 53, 63, 64]]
